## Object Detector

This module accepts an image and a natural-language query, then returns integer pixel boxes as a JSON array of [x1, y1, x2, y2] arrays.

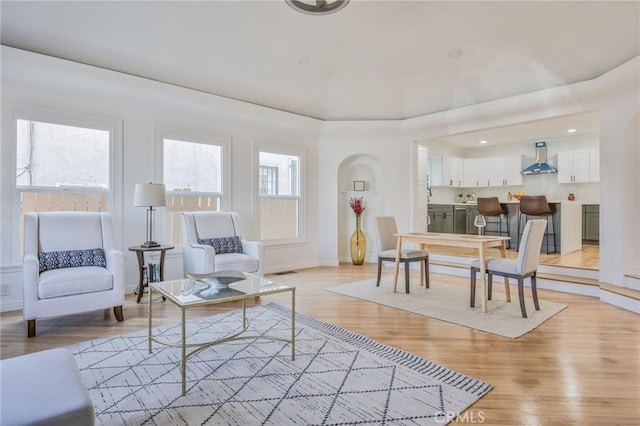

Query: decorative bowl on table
[[513, 192, 526, 200]]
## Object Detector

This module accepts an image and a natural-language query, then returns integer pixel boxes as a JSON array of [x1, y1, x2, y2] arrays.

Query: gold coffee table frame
[[148, 271, 296, 395]]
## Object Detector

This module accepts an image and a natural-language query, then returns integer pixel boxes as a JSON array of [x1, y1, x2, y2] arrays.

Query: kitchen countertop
[[437, 200, 585, 206]]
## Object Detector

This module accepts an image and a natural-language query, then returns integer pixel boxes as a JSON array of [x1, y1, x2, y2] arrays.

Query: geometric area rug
[[68, 303, 491, 425], [328, 277, 568, 339]]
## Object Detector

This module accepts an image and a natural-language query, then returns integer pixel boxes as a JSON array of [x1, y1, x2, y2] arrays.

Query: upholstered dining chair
[[373, 216, 429, 294], [182, 211, 264, 276], [23, 212, 125, 337], [469, 219, 547, 318]]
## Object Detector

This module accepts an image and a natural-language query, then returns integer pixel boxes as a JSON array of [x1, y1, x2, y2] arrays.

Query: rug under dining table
[[327, 277, 567, 339]]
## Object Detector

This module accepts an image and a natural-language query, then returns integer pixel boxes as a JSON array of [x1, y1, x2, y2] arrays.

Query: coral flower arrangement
[[349, 196, 366, 215]]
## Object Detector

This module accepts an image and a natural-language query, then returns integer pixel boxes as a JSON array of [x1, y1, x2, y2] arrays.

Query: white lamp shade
[[134, 183, 167, 207]]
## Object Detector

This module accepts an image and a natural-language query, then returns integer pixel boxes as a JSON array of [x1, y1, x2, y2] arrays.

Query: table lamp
[[134, 183, 166, 247]]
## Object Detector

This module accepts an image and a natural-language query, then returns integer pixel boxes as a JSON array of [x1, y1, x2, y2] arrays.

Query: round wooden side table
[[128, 244, 174, 303]]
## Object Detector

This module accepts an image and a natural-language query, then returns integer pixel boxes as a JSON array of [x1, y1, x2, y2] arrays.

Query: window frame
[[155, 129, 231, 245], [254, 141, 306, 246], [2, 103, 123, 266]]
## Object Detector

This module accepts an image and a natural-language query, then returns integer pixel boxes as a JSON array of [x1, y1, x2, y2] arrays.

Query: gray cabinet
[[582, 205, 599, 243], [465, 206, 479, 234], [428, 204, 453, 233], [429, 204, 479, 234]]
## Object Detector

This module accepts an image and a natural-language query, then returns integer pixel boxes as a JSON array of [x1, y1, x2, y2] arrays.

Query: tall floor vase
[[350, 214, 366, 265]]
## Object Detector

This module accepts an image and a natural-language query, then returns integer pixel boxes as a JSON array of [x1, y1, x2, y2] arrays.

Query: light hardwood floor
[[1, 264, 637, 425]]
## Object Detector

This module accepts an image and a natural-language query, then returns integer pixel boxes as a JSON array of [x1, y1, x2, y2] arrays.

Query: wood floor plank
[[1, 264, 638, 425]]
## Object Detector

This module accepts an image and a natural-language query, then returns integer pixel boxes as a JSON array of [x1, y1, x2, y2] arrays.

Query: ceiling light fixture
[[480, 140, 488, 144], [285, 0, 350, 15], [567, 128, 577, 133]]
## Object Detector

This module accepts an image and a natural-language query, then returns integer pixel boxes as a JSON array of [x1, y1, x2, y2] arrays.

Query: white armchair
[[23, 212, 125, 337], [182, 211, 264, 276]]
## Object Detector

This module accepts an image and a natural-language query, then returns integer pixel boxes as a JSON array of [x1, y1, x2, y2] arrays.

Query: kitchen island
[[427, 200, 583, 254]]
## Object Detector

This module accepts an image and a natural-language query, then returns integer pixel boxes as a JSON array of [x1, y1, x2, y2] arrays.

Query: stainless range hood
[[521, 141, 557, 175]]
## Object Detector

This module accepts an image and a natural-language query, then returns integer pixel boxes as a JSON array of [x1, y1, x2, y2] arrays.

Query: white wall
[[318, 121, 410, 265], [0, 47, 322, 310]]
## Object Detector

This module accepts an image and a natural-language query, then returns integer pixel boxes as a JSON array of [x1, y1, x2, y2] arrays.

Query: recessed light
[[448, 49, 463, 59], [480, 140, 487, 144], [567, 128, 577, 133]]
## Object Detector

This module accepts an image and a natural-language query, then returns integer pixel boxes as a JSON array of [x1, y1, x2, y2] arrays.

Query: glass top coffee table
[[148, 271, 296, 395]]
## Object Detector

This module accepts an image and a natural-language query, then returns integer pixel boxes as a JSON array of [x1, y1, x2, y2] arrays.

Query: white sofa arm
[[22, 254, 40, 320], [105, 248, 125, 303], [242, 240, 264, 276], [182, 242, 216, 275]]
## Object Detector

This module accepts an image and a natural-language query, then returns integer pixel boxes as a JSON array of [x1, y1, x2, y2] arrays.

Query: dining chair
[[469, 219, 547, 318], [373, 216, 429, 294]]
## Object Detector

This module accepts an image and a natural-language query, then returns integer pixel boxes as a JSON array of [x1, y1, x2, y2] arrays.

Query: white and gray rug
[[70, 303, 491, 425], [327, 277, 568, 339]]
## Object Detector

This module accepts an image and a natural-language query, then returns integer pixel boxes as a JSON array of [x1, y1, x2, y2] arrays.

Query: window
[[259, 166, 278, 195], [257, 147, 305, 242], [15, 118, 113, 254], [162, 136, 228, 245]]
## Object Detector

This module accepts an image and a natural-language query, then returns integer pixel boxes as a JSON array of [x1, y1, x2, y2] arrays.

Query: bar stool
[[476, 197, 511, 249], [517, 195, 557, 254]]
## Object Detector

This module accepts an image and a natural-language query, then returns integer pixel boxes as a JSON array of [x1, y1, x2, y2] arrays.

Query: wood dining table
[[393, 232, 511, 313]]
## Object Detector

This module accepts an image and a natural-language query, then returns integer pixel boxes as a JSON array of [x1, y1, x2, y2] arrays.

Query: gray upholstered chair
[[182, 211, 264, 276], [470, 219, 547, 318], [23, 212, 125, 337], [373, 216, 429, 294]]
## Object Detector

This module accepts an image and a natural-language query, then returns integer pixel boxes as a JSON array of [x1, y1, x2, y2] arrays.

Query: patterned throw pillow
[[198, 236, 244, 254], [38, 248, 107, 273]]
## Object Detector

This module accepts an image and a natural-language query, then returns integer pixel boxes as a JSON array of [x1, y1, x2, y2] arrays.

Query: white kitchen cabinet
[[442, 156, 463, 187], [558, 149, 598, 183], [427, 154, 443, 186], [504, 156, 523, 186], [463, 158, 490, 187], [417, 145, 428, 183], [463, 159, 478, 187], [489, 156, 523, 186]]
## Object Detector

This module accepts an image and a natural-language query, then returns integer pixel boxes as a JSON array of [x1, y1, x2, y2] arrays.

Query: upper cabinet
[[463, 158, 490, 187], [435, 155, 522, 188], [558, 149, 599, 183], [427, 154, 443, 186], [442, 156, 463, 187], [489, 156, 523, 187], [417, 146, 427, 182]]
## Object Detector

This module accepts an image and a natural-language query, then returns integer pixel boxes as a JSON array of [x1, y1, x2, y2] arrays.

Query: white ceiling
[[429, 110, 601, 149], [1, 1, 638, 141]]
